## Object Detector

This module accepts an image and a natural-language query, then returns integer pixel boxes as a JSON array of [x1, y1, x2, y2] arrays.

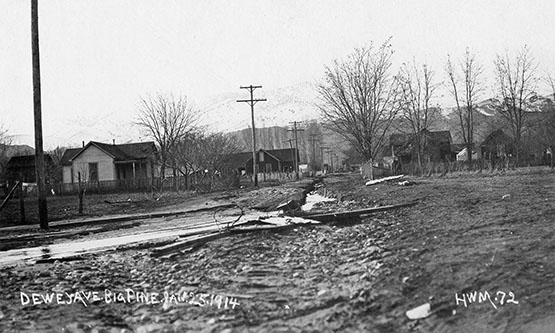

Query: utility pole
[[308, 134, 319, 172], [288, 121, 304, 180], [320, 146, 328, 173], [237, 85, 266, 187], [283, 139, 295, 174], [32, 0, 48, 229]]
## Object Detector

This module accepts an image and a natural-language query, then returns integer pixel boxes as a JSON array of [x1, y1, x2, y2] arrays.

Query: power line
[[237, 85, 266, 186]]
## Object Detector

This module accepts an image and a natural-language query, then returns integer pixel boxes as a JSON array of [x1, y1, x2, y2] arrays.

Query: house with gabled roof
[[60, 141, 158, 185], [5, 154, 56, 187], [226, 148, 299, 174], [480, 129, 514, 161], [246, 148, 299, 174], [389, 129, 453, 164]]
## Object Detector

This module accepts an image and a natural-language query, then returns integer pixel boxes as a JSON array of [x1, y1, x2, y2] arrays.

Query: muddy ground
[[1, 169, 555, 332]]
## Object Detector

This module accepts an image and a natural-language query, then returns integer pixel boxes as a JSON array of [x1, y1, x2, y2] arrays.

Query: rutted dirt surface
[[1, 170, 555, 332]]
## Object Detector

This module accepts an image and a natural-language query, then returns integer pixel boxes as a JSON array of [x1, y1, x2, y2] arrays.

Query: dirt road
[[1, 169, 554, 332]]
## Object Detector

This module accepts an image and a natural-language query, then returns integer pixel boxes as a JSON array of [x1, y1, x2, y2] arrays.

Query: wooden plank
[[365, 175, 404, 186], [151, 232, 230, 257], [300, 201, 418, 222], [0, 181, 21, 211]]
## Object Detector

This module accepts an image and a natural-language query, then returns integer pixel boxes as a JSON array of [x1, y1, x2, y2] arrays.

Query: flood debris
[[365, 175, 405, 186], [301, 193, 337, 212], [300, 201, 418, 223], [406, 302, 432, 320], [151, 215, 320, 257]]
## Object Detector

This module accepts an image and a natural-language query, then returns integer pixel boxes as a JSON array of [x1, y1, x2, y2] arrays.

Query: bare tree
[[537, 73, 555, 167], [0, 125, 13, 180], [136, 93, 199, 182], [317, 40, 401, 169], [446, 48, 484, 163], [47, 146, 66, 185], [172, 131, 243, 191], [493, 46, 539, 164], [398, 61, 440, 166], [546, 73, 555, 101]]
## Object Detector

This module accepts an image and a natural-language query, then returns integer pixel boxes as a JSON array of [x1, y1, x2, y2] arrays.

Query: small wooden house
[[480, 130, 514, 161], [390, 129, 453, 164], [249, 148, 299, 174], [61, 141, 158, 185], [5, 154, 56, 186]]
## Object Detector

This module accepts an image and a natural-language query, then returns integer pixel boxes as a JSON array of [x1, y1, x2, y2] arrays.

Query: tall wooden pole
[[32, 0, 48, 229], [237, 85, 266, 186], [288, 121, 304, 180]]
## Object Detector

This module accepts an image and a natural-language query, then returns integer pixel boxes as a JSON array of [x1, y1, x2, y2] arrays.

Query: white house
[[61, 141, 158, 187]]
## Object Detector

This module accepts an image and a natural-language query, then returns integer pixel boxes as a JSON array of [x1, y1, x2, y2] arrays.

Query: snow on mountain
[[198, 82, 322, 133]]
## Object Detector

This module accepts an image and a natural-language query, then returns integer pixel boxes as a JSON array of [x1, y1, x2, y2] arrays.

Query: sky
[[1, 0, 554, 149]]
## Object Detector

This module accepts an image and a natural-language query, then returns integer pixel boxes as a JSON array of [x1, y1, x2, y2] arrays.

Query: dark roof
[[69, 141, 156, 163], [264, 148, 297, 163], [424, 130, 452, 143], [225, 152, 252, 168], [481, 130, 513, 146], [233, 148, 298, 166], [390, 130, 452, 146], [7, 154, 53, 168], [60, 148, 82, 166]]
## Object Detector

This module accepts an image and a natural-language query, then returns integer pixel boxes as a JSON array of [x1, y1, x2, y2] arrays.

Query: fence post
[[78, 172, 84, 215], [19, 181, 25, 224]]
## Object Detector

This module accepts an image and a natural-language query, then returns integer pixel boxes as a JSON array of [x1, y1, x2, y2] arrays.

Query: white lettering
[[20, 292, 30, 305], [455, 293, 467, 307]]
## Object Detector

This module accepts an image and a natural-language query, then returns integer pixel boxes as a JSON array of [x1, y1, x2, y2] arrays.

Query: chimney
[[82, 141, 84, 147], [113, 139, 115, 145]]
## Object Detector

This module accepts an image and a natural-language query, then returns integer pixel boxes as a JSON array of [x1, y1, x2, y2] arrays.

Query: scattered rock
[[406, 303, 432, 320]]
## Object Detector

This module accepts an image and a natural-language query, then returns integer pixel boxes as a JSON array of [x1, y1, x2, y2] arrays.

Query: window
[[89, 163, 98, 182], [259, 151, 265, 162]]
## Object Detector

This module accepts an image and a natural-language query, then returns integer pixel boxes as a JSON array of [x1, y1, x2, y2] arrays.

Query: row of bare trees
[[136, 93, 243, 191], [318, 41, 553, 171]]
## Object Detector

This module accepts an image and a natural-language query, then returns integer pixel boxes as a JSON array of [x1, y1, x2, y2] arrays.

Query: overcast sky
[[1, 0, 554, 149]]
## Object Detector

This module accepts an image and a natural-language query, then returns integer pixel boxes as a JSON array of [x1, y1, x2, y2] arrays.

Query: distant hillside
[[0, 144, 35, 180], [200, 82, 322, 133], [0, 144, 35, 158]]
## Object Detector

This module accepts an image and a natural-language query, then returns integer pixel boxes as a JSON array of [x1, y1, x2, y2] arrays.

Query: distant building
[[480, 129, 514, 161], [389, 129, 453, 164], [5, 154, 56, 187], [60, 141, 158, 186], [224, 152, 252, 174], [228, 148, 299, 174]]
